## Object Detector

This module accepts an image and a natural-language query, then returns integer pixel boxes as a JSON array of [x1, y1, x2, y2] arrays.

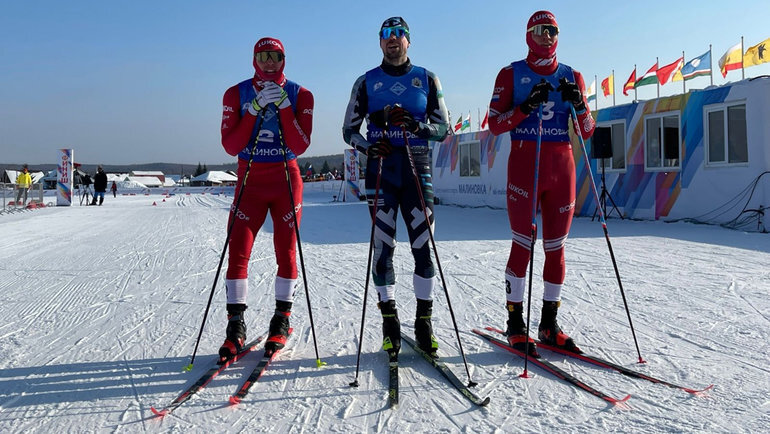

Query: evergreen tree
[[195, 162, 203, 177], [203, 164, 208, 174], [321, 160, 330, 174]]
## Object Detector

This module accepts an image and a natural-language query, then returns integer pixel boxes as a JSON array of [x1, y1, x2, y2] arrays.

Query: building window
[[459, 141, 481, 177], [705, 102, 748, 166], [644, 112, 681, 170], [595, 121, 626, 171]]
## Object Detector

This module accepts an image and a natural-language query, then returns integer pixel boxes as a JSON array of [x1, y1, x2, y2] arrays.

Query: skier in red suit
[[219, 37, 314, 360], [488, 10, 595, 356]]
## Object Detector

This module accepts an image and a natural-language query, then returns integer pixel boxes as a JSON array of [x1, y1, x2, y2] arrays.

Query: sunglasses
[[527, 24, 559, 36], [255, 51, 284, 63], [380, 26, 409, 39]]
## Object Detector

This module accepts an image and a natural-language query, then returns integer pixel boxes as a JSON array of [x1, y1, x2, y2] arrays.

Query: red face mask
[[253, 37, 286, 85], [525, 10, 558, 60]]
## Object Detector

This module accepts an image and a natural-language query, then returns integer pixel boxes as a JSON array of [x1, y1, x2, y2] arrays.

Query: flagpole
[[709, 44, 713, 86], [741, 36, 745, 80], [682, 51, 686, 94], [634, 64, 637, 102], [594, 74, 598, 112], [611, 69, 615, 106], [656, 57, 660, 98]]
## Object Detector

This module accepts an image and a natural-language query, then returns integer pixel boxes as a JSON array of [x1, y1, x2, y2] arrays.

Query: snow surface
[[0, 181, 768, 433]]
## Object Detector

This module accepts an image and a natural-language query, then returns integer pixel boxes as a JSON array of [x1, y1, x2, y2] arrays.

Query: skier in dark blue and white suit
[[342, 17, 450, 359]]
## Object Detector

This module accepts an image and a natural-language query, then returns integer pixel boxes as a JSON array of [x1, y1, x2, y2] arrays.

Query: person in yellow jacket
[[15, 164, 32, 207]]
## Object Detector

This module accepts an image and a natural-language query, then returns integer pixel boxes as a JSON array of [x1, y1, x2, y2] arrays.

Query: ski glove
[[520, 79, 554, 115], [367, 138, 393, 159], [389, 105, 419, 133], [261, 81, 291, 110], [248, 89, 271, 116], [368, 109, 389, 129], [556, 77, 586, 111]]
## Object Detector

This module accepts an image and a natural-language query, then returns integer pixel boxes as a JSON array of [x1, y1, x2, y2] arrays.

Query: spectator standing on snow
[[91, 166, 108, 206], [111, 181, 118, 198], [15, 164, 32, 207]]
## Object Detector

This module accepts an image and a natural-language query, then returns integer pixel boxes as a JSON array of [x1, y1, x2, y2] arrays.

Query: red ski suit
[[489, 58, 594, 295], [220, 78, 313, 282]]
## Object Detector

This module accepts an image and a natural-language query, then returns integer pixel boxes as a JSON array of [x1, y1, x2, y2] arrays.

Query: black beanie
[[380, 16, 410, 42]]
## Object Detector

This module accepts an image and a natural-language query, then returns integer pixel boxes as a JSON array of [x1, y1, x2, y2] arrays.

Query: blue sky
[[2, 0, 769, 165]]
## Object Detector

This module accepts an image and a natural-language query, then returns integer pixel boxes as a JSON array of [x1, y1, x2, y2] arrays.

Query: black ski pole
[[276, 112, 325, 367], [401, 124, 477, 387], [569, 105, 645, 363], [349, 155, 384, 387], [185, 111, 265, 371], [521, 104, 544, 378]]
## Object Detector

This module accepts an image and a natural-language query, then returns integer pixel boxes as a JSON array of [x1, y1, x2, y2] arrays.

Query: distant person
[[15, 164, 32, 207], [488, 10, 595, 356], [218, 37, 314, 360], [81, 172, 93, 205], [91, 166, 107, 206], [111, 181, 118, 197], [342, 17, 450, 359]]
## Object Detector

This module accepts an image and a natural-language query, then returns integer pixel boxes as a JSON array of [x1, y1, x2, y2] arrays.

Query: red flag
[[454, 115, 462, 132], [481, 110, 489, 129], [600, 75, 613, 96], [623, 68, 636, 96]]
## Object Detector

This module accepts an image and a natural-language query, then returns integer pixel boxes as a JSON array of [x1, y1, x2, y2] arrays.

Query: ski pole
[[276, 112, 325, 367], [349, 155, 384, 387], [569, 105, 645, 363], [521, 104, 544, 378], [185, 111, 265, 371], [401, 124, 477, 387]]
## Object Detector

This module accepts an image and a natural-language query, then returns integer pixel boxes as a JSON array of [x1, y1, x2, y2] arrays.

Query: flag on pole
[[454, 115, 462, 132], [718, 43, 743, 77], [461, 114, 471, 132], [673, 50, 712, 81], [656, 57, 684, 85], [480, 110, 489, 129], [744, 38, 770, 67], [623, 68, 636, 96], [635, 62, 659, 87], [585, 78, 597, 102], [600, 74, 614, 96]]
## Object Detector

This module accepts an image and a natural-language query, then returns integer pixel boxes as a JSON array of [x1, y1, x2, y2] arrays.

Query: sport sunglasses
[[255, 51, 284, 63], [527, 24, 559, 36], [379, 26, 409, 39]]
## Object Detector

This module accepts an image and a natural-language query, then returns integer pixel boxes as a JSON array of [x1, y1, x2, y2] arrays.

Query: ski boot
[[265, 301, 292, 356], [379, 300, 401, 360], [219, 303, 247, 362], [506, 302, 539, 358], [414, 299, 439, 358], [538, 300, 582, 354]]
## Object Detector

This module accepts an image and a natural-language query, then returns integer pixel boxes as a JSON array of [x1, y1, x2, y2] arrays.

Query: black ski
[[151, 335, 265, 417], [388, 353, 399, 407], [401, 334, 490, 407], [486, 326, 714, 395], [472, 328, 631, 407], [229, 328, 293, 405]]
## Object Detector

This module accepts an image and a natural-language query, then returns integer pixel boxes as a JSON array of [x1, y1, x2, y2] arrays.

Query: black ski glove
[[520, 79, 554, 115], [556, 77, 586, 111], [389, 105, 419, 133], [369, 109, 389, 129], [367, 138, 393, 159]]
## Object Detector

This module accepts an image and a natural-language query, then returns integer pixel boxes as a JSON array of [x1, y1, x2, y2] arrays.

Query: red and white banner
[[343, 149, 361, 201], [57, 148, 73, 206]]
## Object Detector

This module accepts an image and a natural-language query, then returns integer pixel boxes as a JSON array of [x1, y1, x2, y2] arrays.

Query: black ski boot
[[538, 300, 582, 354], [379, 300, 401, 359], [219, 303, 247, 362], [414, 299, 439, 358], [265, 300, 292, 355], [506, 302, 539, 358]]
